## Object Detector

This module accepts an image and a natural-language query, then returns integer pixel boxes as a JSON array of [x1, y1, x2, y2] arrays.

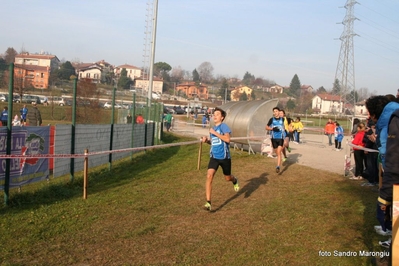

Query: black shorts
[[208, 157, 231, 175], [271, 139, 284, 149]]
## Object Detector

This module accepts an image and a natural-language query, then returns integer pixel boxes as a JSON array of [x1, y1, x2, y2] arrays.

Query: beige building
[[231, 86, 252, 101], [73, 63, 103, 83], [134, 77, 164, 94], [265, 85, 284, 94], [114, 64, 141, 80]]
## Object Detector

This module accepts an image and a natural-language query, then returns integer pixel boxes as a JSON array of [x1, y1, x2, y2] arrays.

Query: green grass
[[0, 133, 387, 265]]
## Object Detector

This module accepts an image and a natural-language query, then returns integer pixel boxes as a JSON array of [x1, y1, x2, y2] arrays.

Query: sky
[[1, 0, 399, 96]]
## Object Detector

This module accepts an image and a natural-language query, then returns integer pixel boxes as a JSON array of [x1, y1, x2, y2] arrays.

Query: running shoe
[[287, 147, 291, 153], [233, 177, 240, 192], [376, 228, 392, 236], [204, 202, 211, 211], [379, 238, 391, 249], [374, 225, 382, 231], [276, 166, 280, 173], [282, 157, 287, 162]]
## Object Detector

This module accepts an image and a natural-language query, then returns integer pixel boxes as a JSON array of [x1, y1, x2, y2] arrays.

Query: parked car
[[20, 95, 41, 104], [0, 94, 8, 102], [174, 107, 185, 115], [152, 92, 161, 100], [49, 96, 66, 106], [103, 102, 122, 109], [12, 95, 20, 103], [163, 106, 175, 114]]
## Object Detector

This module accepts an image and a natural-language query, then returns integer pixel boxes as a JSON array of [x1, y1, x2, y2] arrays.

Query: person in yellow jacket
[[292, 117, 304, 143]]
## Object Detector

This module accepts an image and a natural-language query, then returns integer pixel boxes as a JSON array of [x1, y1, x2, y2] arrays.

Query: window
[[41, 73, 44, 78], [86, 73, 90, 78]]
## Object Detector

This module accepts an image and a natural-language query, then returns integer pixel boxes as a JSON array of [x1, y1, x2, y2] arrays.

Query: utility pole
[[334, 0, 358, 115]]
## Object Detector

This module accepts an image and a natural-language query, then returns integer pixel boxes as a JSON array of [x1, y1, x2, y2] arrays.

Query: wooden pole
[[83, 149, 88, 199], [197, 141, 202, 170], [392, 184, 399, 264]]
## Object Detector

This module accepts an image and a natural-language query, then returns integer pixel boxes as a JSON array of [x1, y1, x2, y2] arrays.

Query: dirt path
[[171, 122, 352, 175]]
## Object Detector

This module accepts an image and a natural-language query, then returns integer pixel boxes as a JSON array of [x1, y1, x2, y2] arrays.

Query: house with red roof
[[14, 53, 60, 89]]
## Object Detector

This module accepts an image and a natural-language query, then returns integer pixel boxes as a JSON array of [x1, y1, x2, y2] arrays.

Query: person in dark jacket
[[366, 95, 399, 248], [361, 119, 378, 186], [0, 106, 8, 126], [376, 108, 399, 249], [27, 103, 42, 126]]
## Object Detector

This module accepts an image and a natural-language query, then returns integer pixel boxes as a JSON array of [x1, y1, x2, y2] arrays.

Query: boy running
[[201, 107, 239, 211], [266, 107, 286, 173]]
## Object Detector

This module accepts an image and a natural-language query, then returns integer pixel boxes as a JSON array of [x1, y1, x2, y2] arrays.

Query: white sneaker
[[349, 176, 363, 180], [374, 225, 382, 231], [376, 228, 392, 236], [379, 238, 391, 248]]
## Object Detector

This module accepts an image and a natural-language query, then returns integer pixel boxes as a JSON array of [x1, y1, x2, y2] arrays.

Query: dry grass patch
[[0, 133, 386, 265]]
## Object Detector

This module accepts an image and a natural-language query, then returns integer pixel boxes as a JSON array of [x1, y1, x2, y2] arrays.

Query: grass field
[[0, 133, 388, 265]]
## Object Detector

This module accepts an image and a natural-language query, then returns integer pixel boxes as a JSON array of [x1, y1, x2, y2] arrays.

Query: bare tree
[[170, 65, 184, 82], [197, 62, 214, 83]]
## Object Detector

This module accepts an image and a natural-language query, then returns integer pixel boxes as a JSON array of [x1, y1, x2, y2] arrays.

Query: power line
[[356, 30, 399, 55]]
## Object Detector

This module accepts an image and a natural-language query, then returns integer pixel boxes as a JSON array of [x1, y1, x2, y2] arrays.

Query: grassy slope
[[0, 133, 385, 265]]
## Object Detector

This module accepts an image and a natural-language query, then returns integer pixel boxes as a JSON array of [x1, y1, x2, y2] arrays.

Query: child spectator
[[350, 122, 366, 180], [334, 122, 344, 151]]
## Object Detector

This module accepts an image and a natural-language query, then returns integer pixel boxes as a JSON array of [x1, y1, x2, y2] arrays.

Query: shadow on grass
[[212, 173, 269, 212], [279, 153, 301, 175], [0, 132, 186, 213]]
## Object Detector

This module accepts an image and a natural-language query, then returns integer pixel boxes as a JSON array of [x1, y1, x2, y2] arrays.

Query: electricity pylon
[[142, 0, 154, 80], [334, 0, 358, 115]]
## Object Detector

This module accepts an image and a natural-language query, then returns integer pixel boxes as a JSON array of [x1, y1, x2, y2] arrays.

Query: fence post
[[131, 93, 136, 160], [83, 149, 89, 199], [70, 78, 77, 182], [109, 88, 116, 170], [4, 63, 14, 206]]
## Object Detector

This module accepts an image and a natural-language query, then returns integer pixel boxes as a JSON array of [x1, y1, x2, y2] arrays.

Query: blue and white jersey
[[210, 123, 231, 159], [268, 117, 286, 139], [20, 107, 28, 119]]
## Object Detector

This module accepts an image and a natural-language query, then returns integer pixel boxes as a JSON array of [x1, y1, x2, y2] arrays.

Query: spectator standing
[[126, 113, 132, 124], [27, 103, 42, 126], [292, 117, 304, 143], [377, 107, 399, 248], [350, 122, 366, 180], [362, 119, 378, 186], [202, 113, 209, 128], [324, 118, 335, 146], [351, 118, 360, 137], [1, 107, 8, 126], [334, 122, 344, 151], [164, 112, 173, 132], [136, 114, 144, 124], [20, 104, 28, 126], [365, 95, 399, 242]]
